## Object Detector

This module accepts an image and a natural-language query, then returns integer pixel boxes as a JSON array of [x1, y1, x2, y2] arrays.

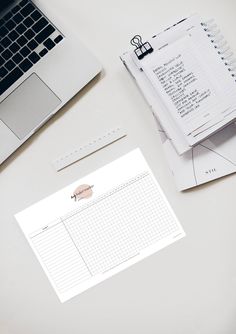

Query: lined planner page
[[131, 14, 236, 150], [141, 35, 228, 137], [15, 149, 185, 303]]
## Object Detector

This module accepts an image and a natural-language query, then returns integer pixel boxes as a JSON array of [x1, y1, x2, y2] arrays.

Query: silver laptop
[[0, 0, 101, 165]]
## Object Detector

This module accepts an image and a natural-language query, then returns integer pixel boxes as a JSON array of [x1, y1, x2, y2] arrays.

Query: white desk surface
[[1, 0, 236, 333]]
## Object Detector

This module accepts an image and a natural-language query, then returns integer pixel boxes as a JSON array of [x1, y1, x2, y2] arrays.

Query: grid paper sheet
[[15, 149, 185, 302]]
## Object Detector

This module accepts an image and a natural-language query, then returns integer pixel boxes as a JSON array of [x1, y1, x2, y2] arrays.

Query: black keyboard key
[[32, 17, 48, 33], [8, 30, 19, 41], [12, 5, 21, 14], [5, 19, 16, 30], [20, 3, 35, 17], [16, 23, 27, 34], [0, 19, 4, 27], [1, 37, 11, 48], [9, 42, 20, 53], [5, 59, 15, 71], [23, 16, 34, 28], [19, 0, 29, 7], [31, 10, 41, 21], [24, 28, 35, 40], [3, 12, 13, 21], [17, 35, 27, 47], [12, 52, 23, 64], [0, 67, 23, 95], [20, 46, 30, 57], [19, 58, 32, 72], [0, 44, 3, 53], [35, 24, 55, 44], [28, 51, 40, 64], [39, 48, 48, 57], [0, 56, 5, 66], [0, 66, 7, 78], [2, 49, 13, 61], [0, 26, 8, 38], [54, 35, 63, 44], [27, 39, 38, 50], [13, 13, 24, 24], [44, 38, 55, 50]]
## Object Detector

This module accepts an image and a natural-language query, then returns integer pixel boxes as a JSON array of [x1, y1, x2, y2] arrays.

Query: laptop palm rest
[[0, 74, 61, 140]]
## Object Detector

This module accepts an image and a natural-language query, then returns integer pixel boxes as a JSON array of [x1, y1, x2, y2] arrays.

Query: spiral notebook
[[121, 15, 236, 190], [127, 14, 236, 155]]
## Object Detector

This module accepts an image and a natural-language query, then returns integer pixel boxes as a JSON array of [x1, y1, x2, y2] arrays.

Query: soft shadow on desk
[[183, 172, 235, 194], [0, 72, 104, 174]]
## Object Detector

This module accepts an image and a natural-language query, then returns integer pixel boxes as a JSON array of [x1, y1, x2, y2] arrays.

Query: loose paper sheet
[[15, 149, 185, 302]]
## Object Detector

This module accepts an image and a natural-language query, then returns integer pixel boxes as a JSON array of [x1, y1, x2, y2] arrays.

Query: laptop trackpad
[[0, 74, 61, 140]]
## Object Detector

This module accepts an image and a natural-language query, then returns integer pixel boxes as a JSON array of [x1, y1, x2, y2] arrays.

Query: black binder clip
[[130, 35, 153, 60]]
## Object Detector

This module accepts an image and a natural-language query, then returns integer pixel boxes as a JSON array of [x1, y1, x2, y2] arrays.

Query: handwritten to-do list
[[153, 55, 212, 119], [143, 35, 221, 135]]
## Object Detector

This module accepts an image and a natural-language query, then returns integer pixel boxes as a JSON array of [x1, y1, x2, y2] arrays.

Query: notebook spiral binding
[[201, 19, 236, 81]]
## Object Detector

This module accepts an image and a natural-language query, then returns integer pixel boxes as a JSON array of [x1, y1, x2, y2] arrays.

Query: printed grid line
[[30, 171, 180, 294], [64, 173, 179, 276]]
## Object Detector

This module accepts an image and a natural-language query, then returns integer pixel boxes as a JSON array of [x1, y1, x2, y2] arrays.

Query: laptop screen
[[0, 0, 15, 12]]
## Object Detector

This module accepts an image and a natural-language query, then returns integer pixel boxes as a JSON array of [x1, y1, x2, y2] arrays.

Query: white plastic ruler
[[52, 127, 127, 171]]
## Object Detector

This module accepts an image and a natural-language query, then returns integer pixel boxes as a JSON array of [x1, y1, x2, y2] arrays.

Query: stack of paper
[[121, 14, 236, 190], [129, 14, 236, 155]]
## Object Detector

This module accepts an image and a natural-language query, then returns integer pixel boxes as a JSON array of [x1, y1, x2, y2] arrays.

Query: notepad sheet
[[141, 35, 227, 136], [131, 14, 236, 152], [121, 15, 236, 190], [15, 149, 185, 302]]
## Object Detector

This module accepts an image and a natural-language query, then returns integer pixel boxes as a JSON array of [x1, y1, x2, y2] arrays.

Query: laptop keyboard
[[0, 0, 64, 95]]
